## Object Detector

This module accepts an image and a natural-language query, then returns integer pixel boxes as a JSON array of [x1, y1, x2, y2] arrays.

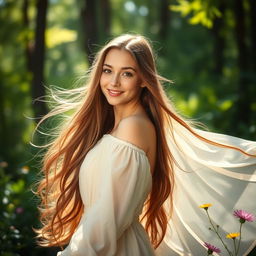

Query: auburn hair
[[33, 34, 253, 249]]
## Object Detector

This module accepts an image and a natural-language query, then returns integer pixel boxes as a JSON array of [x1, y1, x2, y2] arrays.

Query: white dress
[[57, 134, 156, 256], [57, 123, 256, 256]]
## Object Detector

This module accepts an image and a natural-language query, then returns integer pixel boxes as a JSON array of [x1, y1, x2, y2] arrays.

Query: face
[[100, 48, 144, 108]]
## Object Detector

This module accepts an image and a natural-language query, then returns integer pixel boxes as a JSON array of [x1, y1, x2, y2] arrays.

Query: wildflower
[[199, 203, 212, 210], [10, 225, 16, 231], [2, 197, 8, 204], [226, 233, 240, 239], [204, 242, 221, 254], [233, 209, 255, 223], [15, 207, 24, 214], [21, 166, 29, 174]]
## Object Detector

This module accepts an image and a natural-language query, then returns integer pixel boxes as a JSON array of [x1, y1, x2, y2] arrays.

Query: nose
[[110, 74, 120, 87]]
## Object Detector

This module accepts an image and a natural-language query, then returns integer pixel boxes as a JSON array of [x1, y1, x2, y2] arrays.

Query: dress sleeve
[[57, 139, 152, 256]]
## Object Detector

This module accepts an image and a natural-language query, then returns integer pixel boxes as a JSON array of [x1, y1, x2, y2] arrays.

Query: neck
[[112, 102, 145, 131]]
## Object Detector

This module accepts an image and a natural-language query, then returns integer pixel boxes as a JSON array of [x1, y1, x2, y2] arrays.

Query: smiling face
[[100, 48, 145, 109]]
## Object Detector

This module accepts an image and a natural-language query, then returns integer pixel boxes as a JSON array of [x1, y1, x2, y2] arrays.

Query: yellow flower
[[199, 203, 212, 210], [226, 233, 240, 239], [21, 166, 29, 174]]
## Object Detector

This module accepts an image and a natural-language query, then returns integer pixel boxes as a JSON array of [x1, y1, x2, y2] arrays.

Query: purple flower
[[15, 207, 24, 214], [204, 242, 221, 254], [233, 209, 255, 223]]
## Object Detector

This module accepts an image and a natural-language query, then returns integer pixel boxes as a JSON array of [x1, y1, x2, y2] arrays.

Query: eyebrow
[[103, 63, 137, 72]]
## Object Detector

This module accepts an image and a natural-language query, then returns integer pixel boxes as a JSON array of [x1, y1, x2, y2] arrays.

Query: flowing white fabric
[[57, 122, 256, 256], [155, 122, 256, 256]]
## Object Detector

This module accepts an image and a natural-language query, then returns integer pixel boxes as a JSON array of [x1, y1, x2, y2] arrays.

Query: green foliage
[[0, 157, 59, 255], [170, 0, 222, 28], [46, 27, 77, 48], [0, 162, 38, 255], [45, 0, 88, 87], [0, 1, 35, 166]]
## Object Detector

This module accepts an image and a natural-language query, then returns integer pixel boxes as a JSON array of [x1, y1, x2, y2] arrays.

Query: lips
[[107, 89, 124, 97]]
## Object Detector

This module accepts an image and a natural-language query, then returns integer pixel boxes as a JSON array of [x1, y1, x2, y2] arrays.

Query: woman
[[34, 34, 256, 256]]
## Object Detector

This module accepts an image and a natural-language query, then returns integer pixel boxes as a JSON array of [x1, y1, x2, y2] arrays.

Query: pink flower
[[15, 207, 24, 214], [233, 210, 255, 223], [204, 242, 221, 254]]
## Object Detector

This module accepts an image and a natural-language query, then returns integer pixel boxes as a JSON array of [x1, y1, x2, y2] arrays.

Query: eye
[[102, 68, 111, 74], [123, 71, 133, 77]]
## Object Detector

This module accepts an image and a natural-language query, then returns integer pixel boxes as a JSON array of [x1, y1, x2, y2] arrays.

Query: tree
[[31, 0, 49, 119], [170, 0, 255, 138], [79, 0, 111, 65], [211, 2, 226, 75], [232, 0, 249, 124], [22, 0, 33, 72], [159, 0, 171, 39], [79, 0, 99, 65], [100, 0, 111, 38]]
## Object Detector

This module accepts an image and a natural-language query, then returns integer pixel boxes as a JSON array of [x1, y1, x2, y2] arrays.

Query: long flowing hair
[[34, 34, 253, 249]]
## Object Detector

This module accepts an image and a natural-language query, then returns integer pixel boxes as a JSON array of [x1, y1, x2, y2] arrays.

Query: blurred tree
[[170, 0, 256, 138], [211, 2, 226, 75], [78, 0, 111, 64], [249, 0, 256, 72], [0, 71, 7, 160], [232, 0, 255, 133], [159, 0, 171, 39], [0, 0, 34, 165], [100, 0, 111, 38], [31, 0, 49, 119], [22, 0, 33, 72], [79, 0, 99, 64], [233, 0, 249, 123]]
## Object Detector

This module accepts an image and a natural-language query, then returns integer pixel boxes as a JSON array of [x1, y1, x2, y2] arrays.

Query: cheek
[[124, 79, 140, 90], [100, 75, 108, 88]]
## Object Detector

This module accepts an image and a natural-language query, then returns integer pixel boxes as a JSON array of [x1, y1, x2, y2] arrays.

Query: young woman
[[34, 34, 256, 256]]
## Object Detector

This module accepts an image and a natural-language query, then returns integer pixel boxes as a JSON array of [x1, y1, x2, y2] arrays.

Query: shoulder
[[114, 115, 156, 154]]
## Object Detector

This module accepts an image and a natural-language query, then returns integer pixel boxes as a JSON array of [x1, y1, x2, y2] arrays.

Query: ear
[[140, 82, 147, 88]]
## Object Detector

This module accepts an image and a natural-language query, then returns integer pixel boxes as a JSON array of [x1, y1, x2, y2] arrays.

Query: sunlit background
[[0, 0, 255, 255]]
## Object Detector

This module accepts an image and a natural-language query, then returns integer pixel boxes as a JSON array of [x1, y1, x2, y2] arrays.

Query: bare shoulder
[[114, 115, 156, 154]]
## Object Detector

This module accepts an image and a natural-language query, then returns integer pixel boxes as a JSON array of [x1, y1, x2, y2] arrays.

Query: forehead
[[104, 48, 137, 67]]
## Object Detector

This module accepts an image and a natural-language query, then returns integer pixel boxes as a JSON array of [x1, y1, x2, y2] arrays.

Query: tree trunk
[[211, 3, 226, 75], [249, 0, 256, 72], [233, 0, 250, 126], [0, 74, 7, 159], [100, 0, 111, 38], [22, 0, 33, 72], [31, 0, 48, 120], [159, 0, 170, 39], [80, 0, 99, 65], [248, 0, 256, 138]]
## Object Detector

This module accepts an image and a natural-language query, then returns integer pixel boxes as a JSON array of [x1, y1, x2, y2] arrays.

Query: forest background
[[0, 0, 255, 255]]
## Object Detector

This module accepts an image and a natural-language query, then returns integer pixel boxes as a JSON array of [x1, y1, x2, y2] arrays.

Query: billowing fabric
[[57, 134, 155, 256], [155, 122, 256, 256], [57, 124, 256, 256]]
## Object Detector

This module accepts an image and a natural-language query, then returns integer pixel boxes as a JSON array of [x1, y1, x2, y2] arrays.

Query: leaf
[[189, 11, 205, 25], [10, 179, 25, 193], [218, 100, 233, 111], [46, 27, 77, 48], [169, 0, 192, 16], [170, 0, 222, 29]]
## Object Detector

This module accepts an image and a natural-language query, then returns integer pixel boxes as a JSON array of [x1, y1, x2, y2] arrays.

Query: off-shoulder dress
[[57, 134, 155, 256]]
